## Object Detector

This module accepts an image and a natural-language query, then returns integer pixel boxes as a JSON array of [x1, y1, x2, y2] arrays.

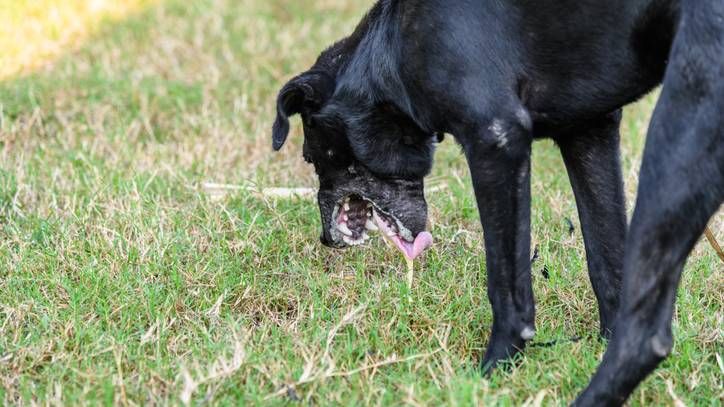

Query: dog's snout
[[320, 232, 334, 247]]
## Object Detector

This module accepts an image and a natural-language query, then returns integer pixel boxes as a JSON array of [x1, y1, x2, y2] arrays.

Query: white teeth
[[344, 203, 350, 211], [343, 235, 365, 246], [344, 197, 350, 203], [386, 229, 396, 237], [365, 219, 378, 231], [367, 212, 372, 218], [337, 223, 353, 236]]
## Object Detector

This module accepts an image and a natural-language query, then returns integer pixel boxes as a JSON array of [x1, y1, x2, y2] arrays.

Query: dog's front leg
[[556, 111, 626, 338], [460, 116, 535, 373]]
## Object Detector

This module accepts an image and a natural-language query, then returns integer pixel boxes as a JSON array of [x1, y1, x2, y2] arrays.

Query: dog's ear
[[272, 71, 334, 151]]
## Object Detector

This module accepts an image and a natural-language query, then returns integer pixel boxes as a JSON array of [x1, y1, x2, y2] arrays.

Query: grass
[[0, 0, 160, 80], [0, 0, 722, 405]]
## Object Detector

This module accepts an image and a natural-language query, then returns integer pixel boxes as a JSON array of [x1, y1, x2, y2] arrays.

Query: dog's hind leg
[[574, 5, 724, 404], [557, 111, 627, 338]]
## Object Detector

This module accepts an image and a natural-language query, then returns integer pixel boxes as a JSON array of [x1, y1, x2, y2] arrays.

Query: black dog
[[272, 1, 723, 404]]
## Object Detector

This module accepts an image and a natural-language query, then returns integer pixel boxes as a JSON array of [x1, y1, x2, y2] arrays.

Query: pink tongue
[[396, 231, 433, 261], [371, 211, 433, 260]]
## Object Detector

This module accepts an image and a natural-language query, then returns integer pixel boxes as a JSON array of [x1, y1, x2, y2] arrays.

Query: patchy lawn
[[0, 0, 721, 405]]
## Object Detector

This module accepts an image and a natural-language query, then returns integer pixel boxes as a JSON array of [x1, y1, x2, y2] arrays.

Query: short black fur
[[272, 0, 724, 405]]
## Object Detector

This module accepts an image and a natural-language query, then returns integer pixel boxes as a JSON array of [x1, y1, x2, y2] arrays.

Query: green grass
[[0, 0, 722, 405]]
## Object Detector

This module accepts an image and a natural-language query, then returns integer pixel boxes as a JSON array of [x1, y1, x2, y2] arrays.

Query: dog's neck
[[322, 1, 432, 132]]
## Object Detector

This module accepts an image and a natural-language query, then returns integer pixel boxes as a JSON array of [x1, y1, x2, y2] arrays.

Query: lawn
[[0, 0, 722, 405]]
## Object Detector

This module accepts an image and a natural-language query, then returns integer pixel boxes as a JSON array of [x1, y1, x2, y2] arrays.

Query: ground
[[0, 0, 722, 405]]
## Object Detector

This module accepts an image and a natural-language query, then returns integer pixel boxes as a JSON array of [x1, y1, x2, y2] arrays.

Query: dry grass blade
[[666, 380, 686, 407], [265, 348, 443, 400], [703, 226, 724, 262], [264, 305, 367, 400], [328, 349, 443, 379], [323, 304, 367, 363], [179, 335, 247, 405]]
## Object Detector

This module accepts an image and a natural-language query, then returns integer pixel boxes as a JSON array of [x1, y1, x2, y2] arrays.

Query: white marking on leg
[[488, 119, 509, 148], [650, 335, 672, 358], [521, 327, 536, 341]]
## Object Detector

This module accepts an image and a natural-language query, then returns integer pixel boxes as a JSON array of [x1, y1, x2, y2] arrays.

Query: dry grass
[[0, 0, 722, 405]]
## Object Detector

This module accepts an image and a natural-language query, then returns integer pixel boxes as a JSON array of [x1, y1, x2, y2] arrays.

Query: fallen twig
[[200, 182, 448, 200], [201, 182, 315, 200]]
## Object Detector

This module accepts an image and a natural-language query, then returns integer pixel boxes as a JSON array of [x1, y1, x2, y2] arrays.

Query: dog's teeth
[[344, 197, 350, 204], [367, 212, 372, 218], [347, 237, 363, 246], [344, 203, 350, 211], [386, 230, 396, 237], [337, 223, 353, 236], [365, 219, 378, 231]]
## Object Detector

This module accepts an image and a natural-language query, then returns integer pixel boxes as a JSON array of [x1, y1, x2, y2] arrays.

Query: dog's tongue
[[397, 231, 433, 261], [373, 211, 433, 261]]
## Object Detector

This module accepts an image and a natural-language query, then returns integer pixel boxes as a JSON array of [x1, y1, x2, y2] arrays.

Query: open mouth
[[331, 195, 433, 260]]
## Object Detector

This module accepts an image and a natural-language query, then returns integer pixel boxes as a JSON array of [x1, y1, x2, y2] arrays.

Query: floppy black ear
[[272, 71, 334, 151]]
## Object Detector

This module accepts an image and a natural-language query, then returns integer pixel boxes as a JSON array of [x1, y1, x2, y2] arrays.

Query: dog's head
[[272, 68, 436, 259]]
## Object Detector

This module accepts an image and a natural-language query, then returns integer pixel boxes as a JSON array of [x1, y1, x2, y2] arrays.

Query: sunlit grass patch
[[0, 0, 160, 79]]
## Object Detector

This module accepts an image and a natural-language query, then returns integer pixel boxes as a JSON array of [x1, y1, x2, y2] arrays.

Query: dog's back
[[517, 0, 680, 120]]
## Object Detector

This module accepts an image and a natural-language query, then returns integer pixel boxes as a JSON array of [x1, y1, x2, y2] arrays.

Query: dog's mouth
[[330, 195, 433, 260]]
